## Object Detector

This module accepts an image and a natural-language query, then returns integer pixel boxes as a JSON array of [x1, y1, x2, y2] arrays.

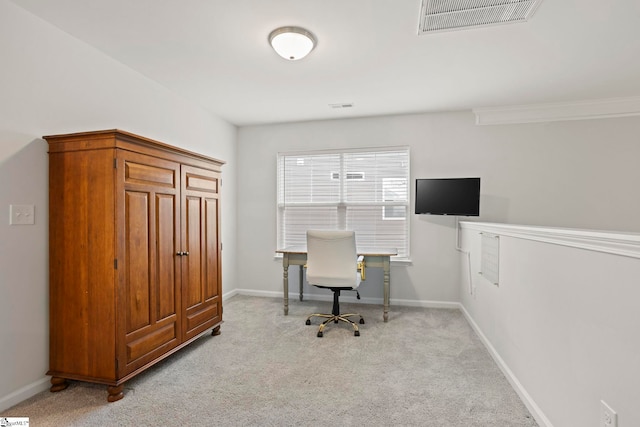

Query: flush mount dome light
[[269, 26, 316, 60]]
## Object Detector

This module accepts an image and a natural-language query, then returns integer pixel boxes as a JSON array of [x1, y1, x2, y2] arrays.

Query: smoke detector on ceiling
[[419, 0, 543, 34]]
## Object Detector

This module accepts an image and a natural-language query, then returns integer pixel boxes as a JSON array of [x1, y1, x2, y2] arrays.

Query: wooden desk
[[275, 247, 397, 322]]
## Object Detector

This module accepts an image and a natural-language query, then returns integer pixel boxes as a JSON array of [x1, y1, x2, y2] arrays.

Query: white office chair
[[305, 230, 366, 337]]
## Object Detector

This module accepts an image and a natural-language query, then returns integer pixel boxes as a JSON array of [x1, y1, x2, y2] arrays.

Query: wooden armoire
[[46, 129, 224, 402]]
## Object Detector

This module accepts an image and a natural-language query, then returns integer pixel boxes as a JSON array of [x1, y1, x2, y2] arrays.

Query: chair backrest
[[306, 230, 361, 288]]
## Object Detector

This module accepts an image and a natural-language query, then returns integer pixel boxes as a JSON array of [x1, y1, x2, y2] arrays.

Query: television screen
[[415, 177, 480, 216]]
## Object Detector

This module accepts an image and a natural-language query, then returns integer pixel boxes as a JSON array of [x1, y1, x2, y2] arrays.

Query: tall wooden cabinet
[[46, 130, 224, 402]]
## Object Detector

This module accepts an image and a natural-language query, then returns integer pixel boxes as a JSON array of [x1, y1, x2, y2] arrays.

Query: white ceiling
[[10, 0, 640, 126]]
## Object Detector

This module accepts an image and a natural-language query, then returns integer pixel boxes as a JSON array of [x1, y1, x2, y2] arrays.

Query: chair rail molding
[[460, 221, 640, 259], [473, 96, 640, 125]]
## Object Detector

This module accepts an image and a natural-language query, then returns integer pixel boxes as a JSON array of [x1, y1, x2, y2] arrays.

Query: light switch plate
[[10, 204, 35, 225]]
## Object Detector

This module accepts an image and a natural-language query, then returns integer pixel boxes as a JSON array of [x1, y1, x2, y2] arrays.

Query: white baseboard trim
[[231, 288, 459, 309], [389, 297, 459, 309], [459, 304, 553, 427], [0, 376, 50, 412], [222, 288, 240, 300], [231, 289, 281, 299]]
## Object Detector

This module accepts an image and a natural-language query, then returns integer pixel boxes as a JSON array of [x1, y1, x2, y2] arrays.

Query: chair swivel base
[[305, 313, 365, 337]]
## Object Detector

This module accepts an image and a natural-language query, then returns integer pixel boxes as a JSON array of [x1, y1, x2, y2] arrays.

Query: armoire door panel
[[184, 195, 203, 308], [181, 165, 221, 338], [125, 190, 151, 333], [185, 174, 218, 192], [119, 151, 182, 376], [204, 197, 219, 300], [185, 303, 219, 333], [125, 161, 176, 188], [126, 322, 177, 364], [155, 193, 177, 320]]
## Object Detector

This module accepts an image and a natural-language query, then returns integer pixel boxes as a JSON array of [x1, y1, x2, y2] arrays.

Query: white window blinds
[[277, 147, 410, 259]]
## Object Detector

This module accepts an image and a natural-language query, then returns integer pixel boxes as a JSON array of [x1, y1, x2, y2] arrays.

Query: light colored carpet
[[5, 295, 538, 426]]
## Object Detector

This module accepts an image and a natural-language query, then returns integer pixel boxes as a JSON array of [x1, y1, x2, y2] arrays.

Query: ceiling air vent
[[419, 0, 543, 34], [329, 103, 354, 109]]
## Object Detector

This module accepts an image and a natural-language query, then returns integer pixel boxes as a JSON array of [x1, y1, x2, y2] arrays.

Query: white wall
[[459, 223, 640, 427], [237, 111, 640, 306], [0, 0, 237, 410]]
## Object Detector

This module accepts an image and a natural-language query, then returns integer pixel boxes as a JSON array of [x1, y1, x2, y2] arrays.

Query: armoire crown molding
[[473, 96, 640, 125]]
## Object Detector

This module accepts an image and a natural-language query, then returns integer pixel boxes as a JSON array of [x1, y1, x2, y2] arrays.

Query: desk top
[[276, 246, 397, 257]]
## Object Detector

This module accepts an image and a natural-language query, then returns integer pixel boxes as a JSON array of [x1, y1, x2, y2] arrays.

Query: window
[[277, 147, 410, 259], [382, 178, 407, 220]]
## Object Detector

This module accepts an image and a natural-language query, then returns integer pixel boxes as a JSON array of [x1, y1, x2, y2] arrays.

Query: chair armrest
[[357, 256, 365, 281]]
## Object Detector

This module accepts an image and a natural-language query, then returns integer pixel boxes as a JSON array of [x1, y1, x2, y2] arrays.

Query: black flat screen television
[[415, 177, 480, 216]]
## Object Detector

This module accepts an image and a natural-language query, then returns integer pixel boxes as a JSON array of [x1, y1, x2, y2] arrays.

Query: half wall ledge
[[459, 221, 640, 260]]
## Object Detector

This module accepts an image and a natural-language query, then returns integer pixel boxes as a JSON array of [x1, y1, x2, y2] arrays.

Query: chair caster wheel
[[317, 331, 323, 338], [354, 331, 360, 336], [334, 319, 339, 323], [305, 319, 311, 325], [359, 319, 365, 324]]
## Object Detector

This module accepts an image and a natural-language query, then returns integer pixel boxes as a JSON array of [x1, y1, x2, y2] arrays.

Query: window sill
[[273, 253, 411, 265]]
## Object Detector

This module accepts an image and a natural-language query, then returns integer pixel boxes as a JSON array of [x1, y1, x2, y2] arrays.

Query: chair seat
[[312, 285, 355, 291]]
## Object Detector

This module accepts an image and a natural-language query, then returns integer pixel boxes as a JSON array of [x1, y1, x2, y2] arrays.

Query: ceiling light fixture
[[268, 26, 316, 61]]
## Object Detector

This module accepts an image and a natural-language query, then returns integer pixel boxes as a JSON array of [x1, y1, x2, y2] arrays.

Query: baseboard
[[231, 288, 460, 309], [389, 297, 460, 309], [232, 289, 282, 299], [459, 304, 553, 427], [0, 376, 50, 412], [222, 288, 240, 300]]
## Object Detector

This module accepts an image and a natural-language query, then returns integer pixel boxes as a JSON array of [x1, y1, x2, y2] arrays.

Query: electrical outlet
[[10, 204, 35, 225], [600, 400, 617, 427]]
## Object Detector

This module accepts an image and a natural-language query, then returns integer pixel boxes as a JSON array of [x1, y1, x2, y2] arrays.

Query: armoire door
[[181, 165, 222, 340], [116, 151, 182, 376]]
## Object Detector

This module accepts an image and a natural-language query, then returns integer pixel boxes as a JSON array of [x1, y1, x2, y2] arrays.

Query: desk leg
[[299, 266, 304, 301], [283, 255, 289, 316], [383, 257, 390, 322]]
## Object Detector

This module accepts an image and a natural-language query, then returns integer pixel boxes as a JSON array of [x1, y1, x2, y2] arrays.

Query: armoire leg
[[107, 384, 124, 402], [49, 376, 68, 392], [212, 325, 221, 336]]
